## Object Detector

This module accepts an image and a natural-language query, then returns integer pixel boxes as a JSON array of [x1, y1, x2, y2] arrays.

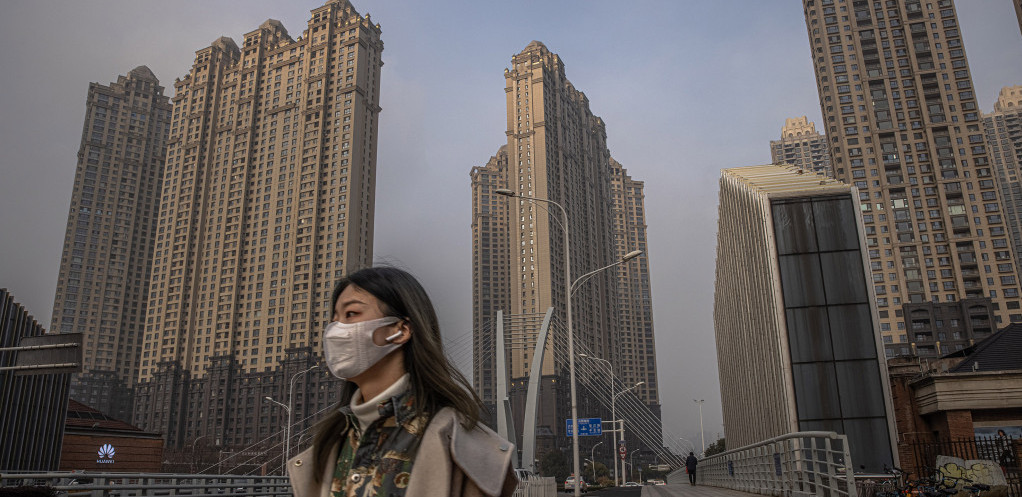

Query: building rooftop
[[948, 323, 1022, 372], [66, 399, 145, 433], [721, 164, 849, 198]]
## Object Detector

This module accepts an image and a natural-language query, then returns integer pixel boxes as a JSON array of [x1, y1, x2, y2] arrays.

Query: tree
[[539, 448, 570, 481], [704, 437, 727, 457]]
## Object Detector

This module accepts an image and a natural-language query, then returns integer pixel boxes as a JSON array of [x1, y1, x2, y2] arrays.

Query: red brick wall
[[60, 434, 163, 472], [942, 410, 975, 439]]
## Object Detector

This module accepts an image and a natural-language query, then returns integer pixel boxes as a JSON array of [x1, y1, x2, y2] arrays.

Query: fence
[[907, 436, 1021, 497], [512, 475, 557, 497], [0, 473, 292, 496], [667, 431, 856, 497], [1, 472, 557, 497]]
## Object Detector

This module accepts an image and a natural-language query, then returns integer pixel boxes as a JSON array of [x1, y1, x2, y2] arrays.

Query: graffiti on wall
[[935, 456, 1007, 487]]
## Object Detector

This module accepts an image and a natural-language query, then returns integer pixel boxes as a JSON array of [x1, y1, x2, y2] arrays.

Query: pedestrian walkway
[[640, 484, 764, 497]]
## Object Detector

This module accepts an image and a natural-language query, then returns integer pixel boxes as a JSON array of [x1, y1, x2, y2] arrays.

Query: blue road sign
[[565, 418, 603, 436]]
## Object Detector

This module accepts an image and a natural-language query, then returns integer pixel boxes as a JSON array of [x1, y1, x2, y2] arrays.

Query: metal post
[[612, 390, 618, 486], [591, 441, 603, 485], [263, 397, 289, 474], [286, 365, 318, 464], [695, 399, 706, 454]]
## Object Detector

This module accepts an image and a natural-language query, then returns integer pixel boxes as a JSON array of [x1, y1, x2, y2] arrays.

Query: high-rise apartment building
[[470, 146, 510, 422], [471, 41, 660, 462], [134, 0, 383, 453], [607, 159, 659, 407], [803, 0, 1022, 354], [713, 164, 897, 471], [770, 116, 833, 176], [983, 86, 1022, 284], [49, 67, 171, 421]]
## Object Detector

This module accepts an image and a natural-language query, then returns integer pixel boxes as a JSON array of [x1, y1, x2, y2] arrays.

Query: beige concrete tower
[[770, 116, 833, 176], [134, 0, 383, 450], [803, 0, 1022, 354], [608, 158, 659, 406], [470, 147, 511, 420], [471, 41, 661, 459], [984, 86, 1022, 295], [50, 66, 171, 421]]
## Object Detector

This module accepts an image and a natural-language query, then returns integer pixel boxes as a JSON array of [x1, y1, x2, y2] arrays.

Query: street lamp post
[[495, 187, 641, 497], [678, 437, 696, 455], [286, 365, 319, 459], [590, 441, 603, 485], [694, 399, 705, 454], [263, 396, 289, 474], [612, 382, 643, 485], [190, 434, 211, 474], [579, 352, 643, 487]]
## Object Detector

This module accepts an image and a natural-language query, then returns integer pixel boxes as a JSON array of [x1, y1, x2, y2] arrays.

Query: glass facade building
[[715, 164, 897, 471]]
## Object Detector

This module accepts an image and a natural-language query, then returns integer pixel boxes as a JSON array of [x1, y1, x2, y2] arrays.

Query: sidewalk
[[640, 484, 764, 497]]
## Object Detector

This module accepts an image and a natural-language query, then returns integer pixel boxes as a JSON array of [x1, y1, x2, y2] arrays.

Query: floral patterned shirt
[[330, 389, 430, 497]]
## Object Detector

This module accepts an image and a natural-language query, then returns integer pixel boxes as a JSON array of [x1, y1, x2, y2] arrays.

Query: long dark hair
[[311, 266, 483, 480]]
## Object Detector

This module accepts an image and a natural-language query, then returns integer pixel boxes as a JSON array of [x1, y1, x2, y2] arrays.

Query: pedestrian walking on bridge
[[686, 452, 699, 485]]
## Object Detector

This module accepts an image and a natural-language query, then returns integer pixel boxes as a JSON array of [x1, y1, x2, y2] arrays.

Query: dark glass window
[[771, 195, 893, 471]]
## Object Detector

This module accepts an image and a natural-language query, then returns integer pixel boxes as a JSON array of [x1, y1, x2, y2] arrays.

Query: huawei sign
[[96, 443, 116, 464]]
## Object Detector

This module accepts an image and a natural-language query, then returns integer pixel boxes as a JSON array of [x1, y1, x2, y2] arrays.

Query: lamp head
[[263, 396, 273, 402], [494, 188, 517, 197], [622, 250, 643, 262]]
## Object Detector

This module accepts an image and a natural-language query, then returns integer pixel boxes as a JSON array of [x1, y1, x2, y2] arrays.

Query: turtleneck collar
[[350, 373, 410, 433]]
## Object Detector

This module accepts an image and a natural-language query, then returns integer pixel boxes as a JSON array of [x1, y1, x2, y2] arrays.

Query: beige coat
[[288, 408, 518, 497]]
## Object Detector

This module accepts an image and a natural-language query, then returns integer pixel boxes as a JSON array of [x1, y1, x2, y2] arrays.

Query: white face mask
[[322, 316, 403, 380]]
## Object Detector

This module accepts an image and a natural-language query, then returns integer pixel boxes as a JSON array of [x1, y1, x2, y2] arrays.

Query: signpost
[[565, 418, 603, 436], [618, 441, 627, 460]]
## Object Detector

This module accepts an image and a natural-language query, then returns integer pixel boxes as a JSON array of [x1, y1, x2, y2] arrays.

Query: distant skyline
[[2, 1, 1021, 449]]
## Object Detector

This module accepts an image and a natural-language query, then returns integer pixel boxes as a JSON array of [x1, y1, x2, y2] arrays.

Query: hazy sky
[[2, 0, 1021, 450]]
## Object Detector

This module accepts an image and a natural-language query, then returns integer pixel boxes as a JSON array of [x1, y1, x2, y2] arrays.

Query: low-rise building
[[60, 400, 163, 472]]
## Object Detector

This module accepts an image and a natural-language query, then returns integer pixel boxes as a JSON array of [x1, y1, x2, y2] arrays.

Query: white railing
[[513, 475, 557, 497], [0, 472, 292, 496], [667, 431, 856, 497]]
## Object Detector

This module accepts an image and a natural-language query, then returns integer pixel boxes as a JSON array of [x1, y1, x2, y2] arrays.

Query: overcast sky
[[2, 0, 1021, 450]]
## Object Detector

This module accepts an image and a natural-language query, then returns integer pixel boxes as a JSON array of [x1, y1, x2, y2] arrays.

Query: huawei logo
[[98, 444, 115, 459]]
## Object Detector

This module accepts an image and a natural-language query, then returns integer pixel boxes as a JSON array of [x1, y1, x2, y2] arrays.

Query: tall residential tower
[[471, 41, 660, 464], [770, 116, 832, 176], [803, 0, 1022, 355], [134, 0, 383, 456], [983, 86, 1022, 288], [50, 66, 171, 421]]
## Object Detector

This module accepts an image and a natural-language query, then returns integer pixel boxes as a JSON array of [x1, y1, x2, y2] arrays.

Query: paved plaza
[[639, 484, 762, 497]]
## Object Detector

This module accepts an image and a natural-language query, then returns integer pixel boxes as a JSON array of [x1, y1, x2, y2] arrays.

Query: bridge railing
[[0, 472, 292, 496], [667, 431, 856, 497], [512, 475, 557, 497]]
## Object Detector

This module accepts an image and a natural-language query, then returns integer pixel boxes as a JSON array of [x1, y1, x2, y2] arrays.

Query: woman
[[288, 267, 517, 497]]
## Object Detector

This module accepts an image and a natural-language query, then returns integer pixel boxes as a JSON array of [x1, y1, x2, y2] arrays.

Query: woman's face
[[333, 284, 402, 346]]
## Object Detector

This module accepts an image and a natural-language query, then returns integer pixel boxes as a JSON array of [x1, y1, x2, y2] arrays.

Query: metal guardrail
[[4, 472, 558, 497], [0, 472, 292, 496], [512, 475, 557, 497], [667, 431, 856, 497]]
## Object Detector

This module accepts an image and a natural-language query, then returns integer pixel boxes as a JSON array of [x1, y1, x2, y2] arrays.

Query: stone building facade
[[803, 0, 1022, 353], [49, 66, 171, 421], [133, 0, 382, 462], [770, 116, 832, 176]]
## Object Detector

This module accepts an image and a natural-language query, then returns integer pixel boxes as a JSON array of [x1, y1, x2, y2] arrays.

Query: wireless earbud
[[384, 330, 403, 342]]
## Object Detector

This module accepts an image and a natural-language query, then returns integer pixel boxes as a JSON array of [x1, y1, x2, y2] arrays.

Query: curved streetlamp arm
[[570, 250, 643, 297]]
